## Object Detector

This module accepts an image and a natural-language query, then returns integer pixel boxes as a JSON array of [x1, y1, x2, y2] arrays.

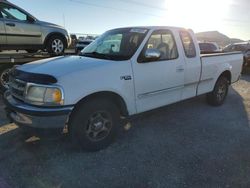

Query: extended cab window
[[139, 29, 178, 62], [0, 3, 27, 21], [180, 31, 196, 58]]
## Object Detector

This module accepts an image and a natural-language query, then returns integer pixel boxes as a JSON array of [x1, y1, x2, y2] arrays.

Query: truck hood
[[17, 56, 113, 78]]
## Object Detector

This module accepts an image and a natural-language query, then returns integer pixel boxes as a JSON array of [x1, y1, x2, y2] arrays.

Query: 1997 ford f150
[[4, 26, 243, 151]]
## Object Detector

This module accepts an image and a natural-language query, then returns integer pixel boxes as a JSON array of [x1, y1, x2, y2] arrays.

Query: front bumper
[[3, 91, 73, 129]]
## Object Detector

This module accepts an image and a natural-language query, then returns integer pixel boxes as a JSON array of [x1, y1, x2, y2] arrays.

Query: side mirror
[[27, 15, 35, 23], [144, 48, 161, 62]]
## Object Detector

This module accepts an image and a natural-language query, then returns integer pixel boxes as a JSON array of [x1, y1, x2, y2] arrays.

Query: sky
[[11, 0, 250, 40]]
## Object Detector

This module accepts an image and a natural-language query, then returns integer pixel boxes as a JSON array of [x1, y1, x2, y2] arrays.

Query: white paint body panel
[[131, 29, 185, 113], [198, 53, 243, 95], [17, 26, 243, 116], [19, 56, 137, 114], [179, 31, 202, 100]]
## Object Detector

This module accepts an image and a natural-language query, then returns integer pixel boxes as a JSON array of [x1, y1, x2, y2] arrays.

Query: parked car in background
[[0, 0, 71, 54], [223, 42, 250, 66], [75, 39, 93, 54], [198, 42, 221, 54]]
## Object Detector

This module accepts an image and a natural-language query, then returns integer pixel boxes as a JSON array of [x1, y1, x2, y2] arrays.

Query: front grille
[[9, 76, 26, 101]]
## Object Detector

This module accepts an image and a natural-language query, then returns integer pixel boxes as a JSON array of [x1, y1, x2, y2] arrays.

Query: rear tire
[[69, 98, 120, 151], [207, 76, 229, 106], [46, 35, 65, 55]]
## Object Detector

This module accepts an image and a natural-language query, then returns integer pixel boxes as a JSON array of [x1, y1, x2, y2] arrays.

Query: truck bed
[[200, 51, 242, 57], [198, 51, 243, 95]]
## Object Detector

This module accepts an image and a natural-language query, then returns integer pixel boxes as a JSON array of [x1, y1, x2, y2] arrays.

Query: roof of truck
[[116, 26, 186, 30]]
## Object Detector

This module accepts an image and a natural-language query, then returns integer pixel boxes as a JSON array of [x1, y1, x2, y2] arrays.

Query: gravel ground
[[0, 75, 250, 188]]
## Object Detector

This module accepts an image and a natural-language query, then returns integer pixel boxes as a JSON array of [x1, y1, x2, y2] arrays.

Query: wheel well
[[219, 70, 232, 84], [44, 33, 67, 48], [71, 91, 129, 118]]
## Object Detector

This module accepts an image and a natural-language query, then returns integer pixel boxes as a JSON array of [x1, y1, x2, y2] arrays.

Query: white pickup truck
[[4, 26, 243, 151]]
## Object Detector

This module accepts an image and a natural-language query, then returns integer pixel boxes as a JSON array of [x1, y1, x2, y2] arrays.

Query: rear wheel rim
[[51, 39, 64, 54], [0, 69, 11, 89], [85, 111, 113, 142], [217, 83, 227, 102]]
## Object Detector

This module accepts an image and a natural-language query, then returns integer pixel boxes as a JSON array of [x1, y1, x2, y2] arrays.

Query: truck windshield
[[81, 28, 148, 61]]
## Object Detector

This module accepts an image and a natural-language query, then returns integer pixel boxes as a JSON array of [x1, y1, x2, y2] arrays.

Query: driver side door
[[132, 29, 185, 113]]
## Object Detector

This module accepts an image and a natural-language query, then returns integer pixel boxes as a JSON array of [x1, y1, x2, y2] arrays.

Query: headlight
[[25, 84, 64, 106]]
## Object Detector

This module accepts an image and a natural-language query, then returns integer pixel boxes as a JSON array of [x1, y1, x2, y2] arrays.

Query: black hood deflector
[[11, 68, 57, 85]]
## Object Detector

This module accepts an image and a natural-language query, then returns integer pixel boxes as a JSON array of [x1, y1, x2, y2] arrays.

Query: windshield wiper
[[81, 51, 112, 60]]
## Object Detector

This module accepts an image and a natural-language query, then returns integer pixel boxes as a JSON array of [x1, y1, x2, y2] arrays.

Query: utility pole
[[63, 14, 66, 28]]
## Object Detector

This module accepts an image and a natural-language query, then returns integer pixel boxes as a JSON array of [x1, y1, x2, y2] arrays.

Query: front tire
[[207, 76, 229, 106], [69, 98, 120, 151], [46, 35, 65, 55]]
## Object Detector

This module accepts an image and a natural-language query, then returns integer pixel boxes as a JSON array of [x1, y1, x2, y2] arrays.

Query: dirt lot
[[0, 75, 250, 188]]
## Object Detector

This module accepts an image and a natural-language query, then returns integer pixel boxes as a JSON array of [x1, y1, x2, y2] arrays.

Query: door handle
[[6, 23, 15, 27], [176, 66, 184, 72]]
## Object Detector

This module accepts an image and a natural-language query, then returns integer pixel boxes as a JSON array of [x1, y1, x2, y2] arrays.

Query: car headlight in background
[[25, 84, 64, 106]]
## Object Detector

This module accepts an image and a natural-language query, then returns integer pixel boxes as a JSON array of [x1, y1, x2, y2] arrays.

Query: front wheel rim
[[85, 111, 113, 142], [51, 39, 64, 54]]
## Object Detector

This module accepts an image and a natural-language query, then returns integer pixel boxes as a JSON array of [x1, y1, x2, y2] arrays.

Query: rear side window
[[180, 31, 196, 58]]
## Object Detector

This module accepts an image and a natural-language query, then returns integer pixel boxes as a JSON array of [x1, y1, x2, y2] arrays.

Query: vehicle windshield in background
[[199, 43, 218, 52], [223, 43, 250, 52], [198, 42, 221, 54], [81, 28, 148, 60]]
